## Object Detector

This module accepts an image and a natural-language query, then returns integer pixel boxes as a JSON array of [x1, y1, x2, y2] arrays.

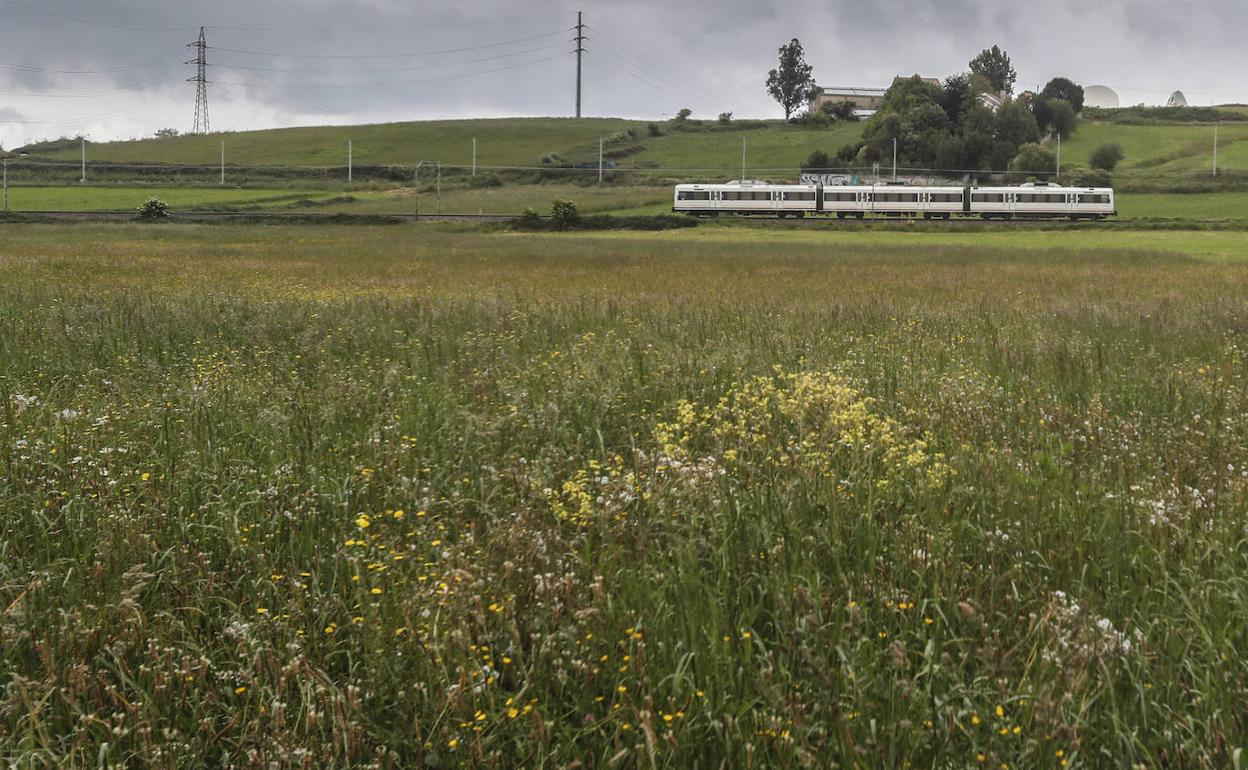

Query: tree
[[674, 107, 692, 122], [1047, 99, 1078, 137], [551, 199, 580, 230], [939, 73, 974, 125], [801, 150, 831, 171], [995, 98, 1041, 147], [1041, 77, 1085, 113], [969, 45, 1017, 94], [1010, 143, 1057, 176], [717, 112, 733, 124], [1089, 143, 1125, 172], [154, 128, 180, 139], [835, 144, 860, 163], [765, 38, 816, 120], [820, 100, 858, 121]]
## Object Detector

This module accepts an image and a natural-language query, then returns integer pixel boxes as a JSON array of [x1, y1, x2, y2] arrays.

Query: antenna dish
[[1084, 85, 1120, 109], [1167, 91, 1189, 107]]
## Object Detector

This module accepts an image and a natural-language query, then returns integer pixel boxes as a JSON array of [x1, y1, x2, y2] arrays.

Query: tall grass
[[1, 226, 1246, 768]]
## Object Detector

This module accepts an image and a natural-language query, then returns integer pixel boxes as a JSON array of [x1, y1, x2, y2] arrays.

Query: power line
[[204, 12, 568, 33], [584, 51, 717, 113], [211, 42, 570, 76], [0, 0, 193, 32], [0, 50, 184, 76], [0, 73, 181, 98], [208, 29, 572, 61], [585, 25, 721, 108], [212, 52, 572, 91]]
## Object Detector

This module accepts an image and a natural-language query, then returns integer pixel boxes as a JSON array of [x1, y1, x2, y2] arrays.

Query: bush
[[647, 123, 663, 137], [1010, 143, 1057, 176], [801, 150, 831, 171], [674, 108, 692, 122], [135, 197, 169, 221], [551, 199, 581, 230], [1089, 143, 1125, 172], [517, 208, 542, 228], [717, 112, 733, 124]]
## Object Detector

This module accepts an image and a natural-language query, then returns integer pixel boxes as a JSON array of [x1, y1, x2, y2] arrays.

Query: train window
[[972, 193, 1005, 204], [677, 191, 711, 201], [783, 192, 815, 201], [829, 192, 856, 202], [930, 193, 962, 203], [1078, 194, 1110, 205]]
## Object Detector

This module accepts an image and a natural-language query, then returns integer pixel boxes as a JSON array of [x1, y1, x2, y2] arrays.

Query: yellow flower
[[447, 738, 458, 749], [140, 472, 151, 481], [255, 607, 268, 615], [617, 685, 627, 694], [234, 686, 247, 694], [507, 707, 519, 718], [971, 713, 981, 725], [370, 587, 383, 595], [392, 509, 405, 519], [324, 624, 337, 634], [355, 514, 371, 529], [995, 705, 1005, 718]]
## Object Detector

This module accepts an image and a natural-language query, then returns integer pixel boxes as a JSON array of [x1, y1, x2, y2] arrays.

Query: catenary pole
[[3, 159, 8, 212], [436, 162, 442, 214], [598, 136, 603, 184], [1214, 125, 1219, 177], [741, 136, 746, 180], [81, 138, 86, 184], [220, 140, 225, 186], [348, 140, 353, 183], [892, 138, 897, 182], [472, 138, 477, 176]]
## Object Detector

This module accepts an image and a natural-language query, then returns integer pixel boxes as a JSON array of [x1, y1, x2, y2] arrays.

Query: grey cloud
[[2, 0, 1247, 148]]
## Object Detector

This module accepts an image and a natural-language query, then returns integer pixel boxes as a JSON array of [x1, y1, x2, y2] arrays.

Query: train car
[[673, 181, 1115, 220]]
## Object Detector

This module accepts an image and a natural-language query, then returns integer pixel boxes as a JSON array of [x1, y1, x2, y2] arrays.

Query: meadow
[[2, 224, 1248, 768]]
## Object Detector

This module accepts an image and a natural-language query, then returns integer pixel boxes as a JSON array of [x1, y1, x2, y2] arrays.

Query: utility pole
[[1056, 133, 1062, 179], [741, 135, 746, 181], [472, 137, 477, 177], [220, 140, 225, 186], [892, 138, 897, 182], [414, 161, 423, 217], [81, 137, 86, 184], [574, 11, 585, 118], [188, 27, 210, 134], [598, 136, 604, 184], [436, 162, 442, 214], [1214, 125, 1219, 177], [348, 140, 353, 183], [2, 159, 8, 213]]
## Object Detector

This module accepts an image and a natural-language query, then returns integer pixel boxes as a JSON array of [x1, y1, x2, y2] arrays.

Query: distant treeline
[[1085, 106, 1248, 124]]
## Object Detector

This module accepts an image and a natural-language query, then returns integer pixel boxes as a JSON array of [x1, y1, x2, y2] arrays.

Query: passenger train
[[673, 180, 1116, 220]]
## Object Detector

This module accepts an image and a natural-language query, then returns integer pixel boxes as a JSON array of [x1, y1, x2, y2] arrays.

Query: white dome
[[1167, 90, 1188, 107], [1084, 85, 1120, 109]]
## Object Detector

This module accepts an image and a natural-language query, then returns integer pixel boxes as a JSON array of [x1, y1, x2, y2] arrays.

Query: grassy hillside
[[13, 114, 1244, 190]]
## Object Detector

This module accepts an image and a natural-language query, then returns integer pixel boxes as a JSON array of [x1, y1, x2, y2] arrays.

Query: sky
[[2, 0, 1247, 149]]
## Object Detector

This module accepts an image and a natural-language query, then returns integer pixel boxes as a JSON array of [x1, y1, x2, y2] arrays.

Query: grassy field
[[1, 186, 333, 212], [2, 223, 1248, 767]]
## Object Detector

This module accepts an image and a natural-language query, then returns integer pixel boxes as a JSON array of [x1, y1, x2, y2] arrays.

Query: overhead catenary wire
[[211, 41, 571, 78], [204, 12, 568, 33], [0, 0, 194, 33], [585, 25, 723, 108], [582, 51, 717, 114], [212, 52, 572, 91]]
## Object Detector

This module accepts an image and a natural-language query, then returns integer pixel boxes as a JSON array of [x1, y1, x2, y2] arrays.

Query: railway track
[[1, 210, 1239, 228]]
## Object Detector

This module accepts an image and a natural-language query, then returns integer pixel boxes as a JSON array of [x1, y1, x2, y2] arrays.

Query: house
[[808, 76, 942, 117]]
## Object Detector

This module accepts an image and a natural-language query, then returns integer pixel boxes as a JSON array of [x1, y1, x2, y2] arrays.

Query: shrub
[[1010, 143, 1057, 176], [674, 108, 692, 122], [551, 199, 581, 230], [1089, 143, 1125, 172], [517, 208, 542, 228], [135, 197, 169, 221], [801, 150, 831, 171], [718, 112, 733, 124], [647, 123, 663, 137]]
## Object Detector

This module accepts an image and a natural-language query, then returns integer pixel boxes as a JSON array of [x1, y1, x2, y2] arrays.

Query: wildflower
[[507, 707, 519, 719], [235, 686, 247, 694], [355, 514, 371, 529], [324, 624, 337, 634], [447, 738, 458, 749], [971, 714, 981, 725], [255, 607, 269, 615], [370, 587, 383, 595], [995, 705, 1005, 718], [141, 472, 151, 481], [617, 685, 627, 694], [392, 509, 405, 519]]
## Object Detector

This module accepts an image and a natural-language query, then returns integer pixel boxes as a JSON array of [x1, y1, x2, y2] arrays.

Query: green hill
[[17, 114, 1242, 179]]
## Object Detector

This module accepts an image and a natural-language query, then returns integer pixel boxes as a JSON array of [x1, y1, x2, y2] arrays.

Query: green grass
[[3, 223, 1248, 767], [305, 183, 673, 216], [2, 185, 334, 212]]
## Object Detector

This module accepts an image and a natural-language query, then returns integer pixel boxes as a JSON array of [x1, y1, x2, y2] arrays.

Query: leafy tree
[[801, 150, 831, 171], [1010, 143, 1057, 176], [939, 73, 974, 125], [960, 102, 998, 169], [995, 98, 1041, 147], [717, 112, 733, 124], [969, 45, 1017, 94], [820, 100, 859, 121], [1041, 77, 1085, 113], [674, 108, 692, 122], [551, 199, 580, 230], [765, 38, 816, 120], [136, 197, 169, 221], [154, 128, 180, 139], [1047, 99, 1078, 137], [835, 144, 861, 163], [1089, 143, 1125, 171]]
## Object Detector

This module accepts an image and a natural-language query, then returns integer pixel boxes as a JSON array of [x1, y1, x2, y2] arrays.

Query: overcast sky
[[2, 0, 1246, 148]]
